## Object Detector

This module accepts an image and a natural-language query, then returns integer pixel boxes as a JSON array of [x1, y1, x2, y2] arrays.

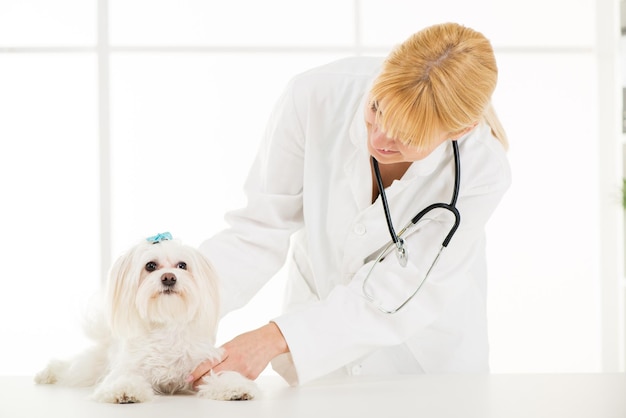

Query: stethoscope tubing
[[372, 140, 461, 249], [364, 140, 462, 313]]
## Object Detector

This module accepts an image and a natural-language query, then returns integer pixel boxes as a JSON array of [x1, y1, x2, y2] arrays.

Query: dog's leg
[[92, 369, 154, 404], [196, 371, 259, 401], [34, 344, 108, 387], [34, 359, 70, 385]]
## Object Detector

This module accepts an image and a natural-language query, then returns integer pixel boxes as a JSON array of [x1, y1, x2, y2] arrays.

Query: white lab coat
[[199, 57, 511, 385]]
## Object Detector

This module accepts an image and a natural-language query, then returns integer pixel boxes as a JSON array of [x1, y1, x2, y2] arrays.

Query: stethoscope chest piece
[[395, 237, 408, 267]]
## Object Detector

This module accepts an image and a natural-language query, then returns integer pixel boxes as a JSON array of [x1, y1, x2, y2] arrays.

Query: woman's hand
[[187, 322, 289, 387]]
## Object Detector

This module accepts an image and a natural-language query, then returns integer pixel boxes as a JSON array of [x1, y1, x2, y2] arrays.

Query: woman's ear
[[450, 121, 479, 140], [105, 243, 144, 338]]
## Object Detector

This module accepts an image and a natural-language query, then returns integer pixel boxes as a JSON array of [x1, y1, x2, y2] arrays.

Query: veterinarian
[[189, 22, 511, 386]]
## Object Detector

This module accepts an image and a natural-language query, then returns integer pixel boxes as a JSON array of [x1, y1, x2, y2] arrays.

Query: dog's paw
[[197, 371, 259, 401], [34, 360, 68, 385], [92, 376, 154, 404]]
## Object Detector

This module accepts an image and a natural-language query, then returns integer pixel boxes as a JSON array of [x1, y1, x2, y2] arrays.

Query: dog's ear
[[190, 250, 221, 340], [105, 243, 146, 338]]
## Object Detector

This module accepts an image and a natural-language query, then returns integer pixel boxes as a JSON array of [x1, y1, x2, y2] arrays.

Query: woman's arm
[[199, 77, 306, 316]]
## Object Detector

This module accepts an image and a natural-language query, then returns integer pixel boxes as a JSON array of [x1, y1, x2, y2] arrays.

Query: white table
[[1, 373, 624, 418]]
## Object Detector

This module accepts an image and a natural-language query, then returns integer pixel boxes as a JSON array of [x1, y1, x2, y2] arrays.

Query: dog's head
[[105, 235, 219, 339]]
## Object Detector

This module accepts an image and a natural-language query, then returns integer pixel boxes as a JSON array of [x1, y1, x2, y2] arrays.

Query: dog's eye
[[145, 261, 158, 272], [177, 262, 187, 270]]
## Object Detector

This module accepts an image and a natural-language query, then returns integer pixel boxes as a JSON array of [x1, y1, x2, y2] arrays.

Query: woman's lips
[[376, 148, 398, 155]]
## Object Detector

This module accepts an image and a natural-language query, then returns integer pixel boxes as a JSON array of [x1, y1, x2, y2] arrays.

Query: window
[[1, 0, 612, 377]]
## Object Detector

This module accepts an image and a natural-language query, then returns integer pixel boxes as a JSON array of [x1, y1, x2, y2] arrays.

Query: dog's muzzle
[[161, 273, 177, 288]]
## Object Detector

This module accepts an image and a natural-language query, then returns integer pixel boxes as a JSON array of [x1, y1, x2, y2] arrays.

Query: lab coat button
[[351, 364, 362, 375], [353, 224, 366, 235]]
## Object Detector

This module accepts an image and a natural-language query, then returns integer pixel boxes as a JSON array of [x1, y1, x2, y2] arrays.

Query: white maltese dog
[[35, 232, 258, 403]]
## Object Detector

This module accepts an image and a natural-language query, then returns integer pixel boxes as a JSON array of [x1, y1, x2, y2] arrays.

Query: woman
[[189, 22, 511, 386]]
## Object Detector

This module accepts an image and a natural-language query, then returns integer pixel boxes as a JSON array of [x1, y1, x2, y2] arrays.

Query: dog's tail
[[35, 292, 112, 388], [80, 292, 113, 346]]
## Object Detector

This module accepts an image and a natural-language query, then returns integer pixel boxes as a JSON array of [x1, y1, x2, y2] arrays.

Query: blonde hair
[[369, 22, 508, 150]]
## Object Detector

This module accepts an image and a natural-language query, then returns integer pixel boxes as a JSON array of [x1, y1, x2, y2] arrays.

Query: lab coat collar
[[402, 140, 448, 178], [345, 93, 373, 210], [349, 92, 370, 151]]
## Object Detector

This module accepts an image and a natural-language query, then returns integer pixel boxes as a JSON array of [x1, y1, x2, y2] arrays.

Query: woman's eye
[[370, 100, 379, 112], [145, 261, 158, 272], [177, 262, 187, 270]]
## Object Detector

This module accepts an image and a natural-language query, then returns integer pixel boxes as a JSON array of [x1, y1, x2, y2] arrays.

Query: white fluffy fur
[[34, 238, 258, 403]]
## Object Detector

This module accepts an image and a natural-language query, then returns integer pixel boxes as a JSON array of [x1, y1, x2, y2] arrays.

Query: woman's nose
[[370, 128, 395, 148]]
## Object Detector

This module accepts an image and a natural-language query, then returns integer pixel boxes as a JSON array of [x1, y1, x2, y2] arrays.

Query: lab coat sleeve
[[272, 136, 511, 385], [199, 79, 305, 315]]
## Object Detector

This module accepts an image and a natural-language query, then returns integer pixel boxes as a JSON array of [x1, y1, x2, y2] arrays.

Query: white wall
[[0, 0, 621, 376]]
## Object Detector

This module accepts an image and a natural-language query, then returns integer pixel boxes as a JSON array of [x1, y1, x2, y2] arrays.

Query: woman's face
[[364, 100, 449, 164]]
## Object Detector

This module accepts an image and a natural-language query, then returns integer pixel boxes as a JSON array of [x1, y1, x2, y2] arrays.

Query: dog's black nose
[[161, 273, 177, 287]]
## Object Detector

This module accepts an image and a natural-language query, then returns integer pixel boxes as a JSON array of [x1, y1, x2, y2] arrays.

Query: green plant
[[623, 178, 626, 210]]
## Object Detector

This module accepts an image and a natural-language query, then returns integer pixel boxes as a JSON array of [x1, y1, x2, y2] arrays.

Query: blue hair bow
[[146, 232, 173, 244]]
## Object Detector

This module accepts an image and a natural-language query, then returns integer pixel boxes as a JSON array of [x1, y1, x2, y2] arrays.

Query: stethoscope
[[362, 140, 461, 314]]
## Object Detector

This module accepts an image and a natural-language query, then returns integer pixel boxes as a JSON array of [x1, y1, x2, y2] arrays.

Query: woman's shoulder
[[279, 57, 383, 116], [462, 123, 512, 191], [289, 56, 384, 90]]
